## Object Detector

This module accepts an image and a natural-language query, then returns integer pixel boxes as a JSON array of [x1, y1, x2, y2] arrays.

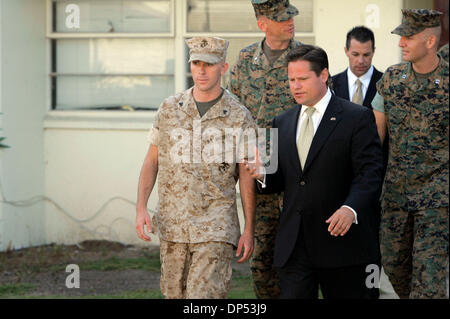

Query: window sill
[[43, 110, 156, 130]]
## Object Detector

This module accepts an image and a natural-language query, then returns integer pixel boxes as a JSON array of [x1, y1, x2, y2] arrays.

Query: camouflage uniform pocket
[[423, 105, 449, 139], [388, 107, 407, 130]]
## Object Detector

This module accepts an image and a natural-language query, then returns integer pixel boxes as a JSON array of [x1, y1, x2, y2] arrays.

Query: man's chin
[[354, 68, 369, 77], [294, 98, 304, 105]]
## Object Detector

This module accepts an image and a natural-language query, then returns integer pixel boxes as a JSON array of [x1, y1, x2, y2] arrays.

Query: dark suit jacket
[[332, 67, 388, 209], [331, 67, 383, 109], [260, 95, 383, 269]]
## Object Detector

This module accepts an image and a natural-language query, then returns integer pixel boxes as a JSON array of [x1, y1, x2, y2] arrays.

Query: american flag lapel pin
[[330, 117, 336, 121]]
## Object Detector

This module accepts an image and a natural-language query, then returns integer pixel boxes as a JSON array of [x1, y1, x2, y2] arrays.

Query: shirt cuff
[[255, 167, 267, 188], [256, 176, 266, 188], [342, 205, 358, 224]]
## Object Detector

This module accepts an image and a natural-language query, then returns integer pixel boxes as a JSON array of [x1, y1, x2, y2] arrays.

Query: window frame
[[46, 0, 176, 38], [46, 0, 177, 111], [45, 0, 315, 112]]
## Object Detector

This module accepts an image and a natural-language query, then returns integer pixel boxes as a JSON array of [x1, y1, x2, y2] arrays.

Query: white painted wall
[[43, 112, 160, 246], [0, 0, 47, 251], [0, 0, 3, 250]]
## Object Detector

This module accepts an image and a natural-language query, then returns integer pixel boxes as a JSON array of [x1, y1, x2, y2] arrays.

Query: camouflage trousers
[[250, 193, 282, 299], [380, 207, 449, 299], [159, 239, 234, 299]]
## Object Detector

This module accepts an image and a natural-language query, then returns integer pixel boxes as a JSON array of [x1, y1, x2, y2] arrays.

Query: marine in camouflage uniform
[[229, 0, 302, 299], [137, 37, 257, 299], [372, 9, 449, 299]]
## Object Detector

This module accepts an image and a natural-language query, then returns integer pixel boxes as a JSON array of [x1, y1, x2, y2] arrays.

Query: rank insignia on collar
[[402, 74, 407, 79], [435, 79, 440, 85]]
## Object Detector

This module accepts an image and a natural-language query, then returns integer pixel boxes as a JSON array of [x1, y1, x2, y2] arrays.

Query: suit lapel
[[302, 95, 343, 173], [337, 71, 350, 100], [285, 105, 303, 173], [363, 68, 381, 108]]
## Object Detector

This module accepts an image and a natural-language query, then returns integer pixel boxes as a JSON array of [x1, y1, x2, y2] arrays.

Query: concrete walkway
[[379, 267, 399, 299]]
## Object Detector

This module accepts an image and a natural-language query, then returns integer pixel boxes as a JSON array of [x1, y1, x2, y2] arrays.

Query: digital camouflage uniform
[[438, 43, 449, 63], [228, 0, 301, 299], [148, 37, 257, 299], [376, 9, 449, 299]]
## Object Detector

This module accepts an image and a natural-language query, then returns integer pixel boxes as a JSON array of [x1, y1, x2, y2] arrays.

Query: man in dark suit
[[246, 45, 383, 299], [332, 26, 388, 175], [332, 26, 382, 108], [332, 26, 388, 274]]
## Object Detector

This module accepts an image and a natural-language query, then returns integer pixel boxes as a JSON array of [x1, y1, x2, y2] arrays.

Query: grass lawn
[[0, 246, 257, 299], [0, 276, 256, 299]]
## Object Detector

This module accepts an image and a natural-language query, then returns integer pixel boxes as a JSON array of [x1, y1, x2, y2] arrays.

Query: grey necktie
[[352, 79, 363, 105], [297, 107, 315, 169]]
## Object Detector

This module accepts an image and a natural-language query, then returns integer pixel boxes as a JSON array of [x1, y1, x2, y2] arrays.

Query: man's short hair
[[286, 44, 329, 77], [346, 26, 375, 50]]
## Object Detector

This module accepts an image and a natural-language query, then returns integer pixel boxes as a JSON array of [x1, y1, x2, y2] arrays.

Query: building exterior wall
[[0, 0, 47, 251], [0, 0, 3, 250], [43, 112, 159, 246]]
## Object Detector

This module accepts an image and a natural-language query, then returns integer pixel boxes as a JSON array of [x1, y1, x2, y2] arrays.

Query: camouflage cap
[[186, 37, 229, 64], [391, 9, 442, 37], [251, 0, 299, 22]]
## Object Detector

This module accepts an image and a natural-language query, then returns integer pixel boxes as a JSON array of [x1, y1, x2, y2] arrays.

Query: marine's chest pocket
[[423, 104, 449, 137], [388, 107, 408, 134], [207, 163, 237, 193]]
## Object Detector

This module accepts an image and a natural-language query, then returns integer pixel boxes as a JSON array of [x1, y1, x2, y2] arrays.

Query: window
[[54, 0, 172, 33], [186, 0, 313, 33], [49, 0, 174, 111], [48, 0, 314, 111]]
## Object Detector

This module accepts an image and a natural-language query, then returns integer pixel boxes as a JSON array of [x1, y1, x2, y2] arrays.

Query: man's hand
[[136, 208, 154, 242], [325, 207, 355, 237], [243, 147, 264, 181], [235, 231, 254, 263]]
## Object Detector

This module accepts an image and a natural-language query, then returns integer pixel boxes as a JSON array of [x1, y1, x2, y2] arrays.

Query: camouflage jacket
[[229, 38, 302, 128], [438, 43, 449, 63], [148, 87, 256, 246], [376, 58, 449, 211]]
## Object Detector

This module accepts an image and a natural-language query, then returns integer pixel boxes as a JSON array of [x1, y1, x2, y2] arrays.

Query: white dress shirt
[[347, 65, 374, 103], [259, 88, 358, 223], [295, 88, 332, 141]]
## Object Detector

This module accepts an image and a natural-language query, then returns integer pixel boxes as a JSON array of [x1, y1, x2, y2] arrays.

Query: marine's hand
[[243, 147, 264, 181], [325, 207, 354, 237], [136, 208, 154, 241], [236, 231, 254, 263]]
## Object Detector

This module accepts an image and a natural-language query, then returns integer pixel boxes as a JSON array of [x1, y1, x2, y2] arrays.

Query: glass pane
[[54, 0, 171, 33], [55, 75, 174, 110], [185, 36, 315, 88], [56, 39, 174, 74], [187, 0, 313, 33]]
